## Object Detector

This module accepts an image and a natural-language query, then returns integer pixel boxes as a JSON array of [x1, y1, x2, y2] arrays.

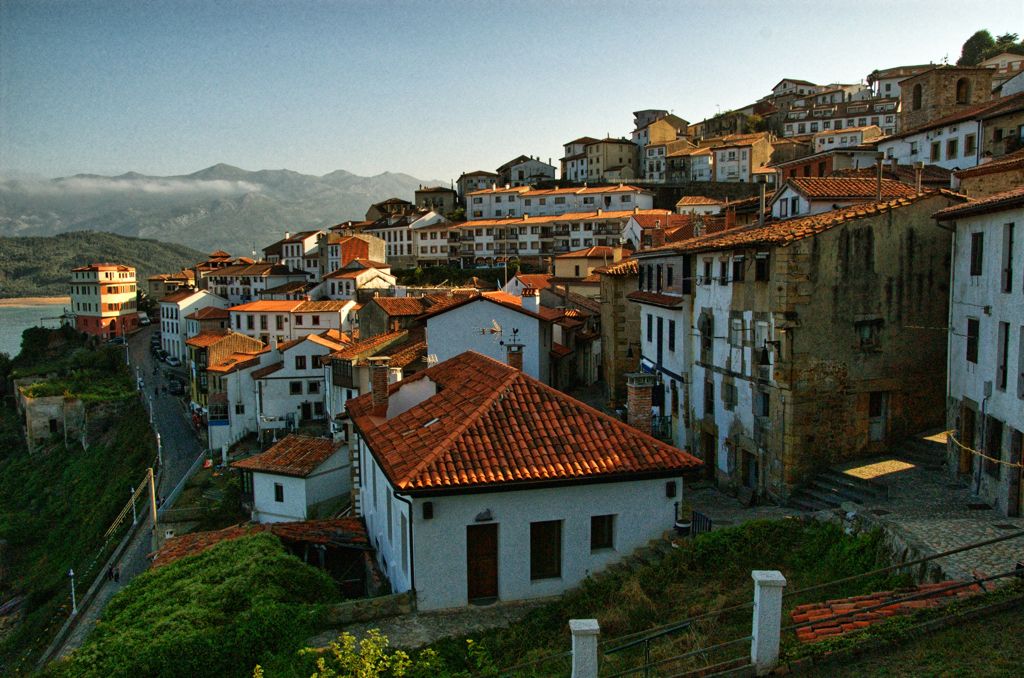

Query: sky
[[1, 0, 1021, 182]]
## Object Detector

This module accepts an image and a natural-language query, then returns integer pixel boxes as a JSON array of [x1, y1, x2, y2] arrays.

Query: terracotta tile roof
[[631, 213, 699, 230], [347, 351, 702, 492], [295, 300, 348, 312], [350, 258, 389, 269], [185, 330, 231, 348], [186, 306, 230, 321], [371, 296, 431, 316], [792, 580, 982, 644], [206, 351, 263, 374], [657, 190, 966, 255], [261, 280, 311, 294], [418, 291, 561, 323], [932, 185, 1024, 219], [230, 300, 304, 312], [152, 518, 368, 568], [550, 342, 573, 358], [626, 290, 685, 307], [954, 147, 1024, 179], [556, 246, 631, 259], [512, 273, 554, 290], [324, 269, 367, 280], [329, 329, 409, 361], [786, 177, 917, 200], [251, 362, 283, 378], [675, 195, 723, 206], [373, 328, 427, 369], [596, 258, 639, 276], [72, 263, 135, 272], [161, 289, 202, 304], [233, 434, 340, 477]]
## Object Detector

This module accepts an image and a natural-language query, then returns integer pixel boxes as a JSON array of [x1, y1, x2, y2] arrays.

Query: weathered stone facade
[[899, 67, 993, 132], [598, 261, 640, 407]]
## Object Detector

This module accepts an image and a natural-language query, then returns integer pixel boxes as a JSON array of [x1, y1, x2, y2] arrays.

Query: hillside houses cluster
[[78, 57, 1024, 612]]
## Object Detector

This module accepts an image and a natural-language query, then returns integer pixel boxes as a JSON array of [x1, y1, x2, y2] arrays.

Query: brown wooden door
[[466, 524, 498, 602], [959, 407, 975, 475]]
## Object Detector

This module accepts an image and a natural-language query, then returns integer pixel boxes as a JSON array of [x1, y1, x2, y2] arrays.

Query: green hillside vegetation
[[0, 327, 153, 672], [0, 231, 205, 298], [46, 533, 340, 678]]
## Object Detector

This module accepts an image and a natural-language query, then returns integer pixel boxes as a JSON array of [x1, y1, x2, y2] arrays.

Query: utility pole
[[148, 467, 158, 526], [156, 433, 162, 468], [130, 487, 137, 525]]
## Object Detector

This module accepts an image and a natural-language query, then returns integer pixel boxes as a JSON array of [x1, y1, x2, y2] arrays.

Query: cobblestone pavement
[[687, 482, 804, 528], [308, 599, 546, 651], [52, 326, 204, 661]]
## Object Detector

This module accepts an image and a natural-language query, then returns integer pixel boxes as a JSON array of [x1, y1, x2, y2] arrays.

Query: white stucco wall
[[426, 300, 551, 383], [878, 121, 982, 171], [253, 473, 307, 522]]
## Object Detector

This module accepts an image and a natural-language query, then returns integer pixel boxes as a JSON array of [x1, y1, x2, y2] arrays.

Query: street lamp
[[156, 433, 162, 467], [68, 569, 77, 615], [149, 395, 154, 423], [130, 487, 137, 525]]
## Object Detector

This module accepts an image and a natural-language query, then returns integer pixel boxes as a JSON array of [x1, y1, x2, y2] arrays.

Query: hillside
[[0, 231, 205, 298], [0, 164, 443, 252]]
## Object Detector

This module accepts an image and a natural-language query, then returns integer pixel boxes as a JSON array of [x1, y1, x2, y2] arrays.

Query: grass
[[43, 533, 341, 678]]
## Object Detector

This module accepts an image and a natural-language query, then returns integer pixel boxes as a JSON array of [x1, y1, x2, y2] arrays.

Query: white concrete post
[[569, 618, 600, 678], [750, 570, 787, 675]]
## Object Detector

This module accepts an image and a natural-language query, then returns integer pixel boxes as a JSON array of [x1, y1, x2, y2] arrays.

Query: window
[[295, 315, 304, 326], [246, 315, 254, 330], [235, 403, 245, 415], [732, 256, 745, 282], [755, 389, 770, 417], [1001, 223, 1015, 293], [718, 260, 728, 285], [590, 515, 615, 551], [755, 253, 770, 281], [946, 138, 958, 159], [729, 313, 743, 347], [666, 266, 674, 288], [668, 320, 676, 352], [970, 232, 984, 276], [856, 319, 883, 350], [295, 355, 307, 370], [997, 322, 1010, 391], [703, 378, 715, 414], [308, 380, 320, 394], [930, 141, 941, 162], [966, 318, 980, 364], [955, 78, 971, 104], [530, 520, 562, 580], [723, 382, 737, 411], [289, 381, 303, 395], [274, 483, 284, 502], [965, 133, 977, 156], [312, 315, 320, 326], [984, 416, 1003, 479], [647, 313, 653, 342], [703, 259, 713, 285]]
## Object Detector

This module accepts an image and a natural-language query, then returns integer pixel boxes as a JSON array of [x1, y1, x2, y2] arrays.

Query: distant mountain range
[[0, 164, 445, 253], [0, 231, 205, 298]]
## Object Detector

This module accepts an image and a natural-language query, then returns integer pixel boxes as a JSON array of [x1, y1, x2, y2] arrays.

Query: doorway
[[301, 402, 312, 421], [868, 392, 887, 442], [959, 406, 976, 475], [1008, 429, 1023, 517], [466, 523, 498, 604], [701, 431, 716, 479]]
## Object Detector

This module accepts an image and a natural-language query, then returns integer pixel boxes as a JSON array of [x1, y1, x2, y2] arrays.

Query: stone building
[[954, 148, 1024, 197], [630, 190, 967, 501], [597, 258, 640, 408], [899, 66, 993, 132]]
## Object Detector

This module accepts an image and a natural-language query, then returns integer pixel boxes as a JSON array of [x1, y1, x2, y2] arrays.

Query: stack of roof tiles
[[347, 351, 702, 492], [791, 580, 982, 643]]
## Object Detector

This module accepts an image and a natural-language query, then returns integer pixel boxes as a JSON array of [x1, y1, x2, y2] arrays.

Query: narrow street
[[51, 325, 205, 661]]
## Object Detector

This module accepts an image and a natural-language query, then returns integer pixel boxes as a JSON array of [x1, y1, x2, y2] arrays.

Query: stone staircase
[[787, 469, 888, 512], [894, 430, 948, 469]]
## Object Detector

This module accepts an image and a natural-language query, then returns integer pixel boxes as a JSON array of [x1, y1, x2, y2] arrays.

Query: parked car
[[158, 350, 169, 362], [138, 315, 151, 326], [166, 356, 182, 367], [108, 337, 126, 345]]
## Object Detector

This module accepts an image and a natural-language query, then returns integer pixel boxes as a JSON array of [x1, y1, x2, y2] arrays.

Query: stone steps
[[787, 469, 886, 512]]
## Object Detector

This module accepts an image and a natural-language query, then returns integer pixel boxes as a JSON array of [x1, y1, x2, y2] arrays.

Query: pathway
[[50, 326, 204, 661]]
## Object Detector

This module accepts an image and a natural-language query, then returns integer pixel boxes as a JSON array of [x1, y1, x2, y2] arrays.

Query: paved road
[[51, 325, 204, 661]]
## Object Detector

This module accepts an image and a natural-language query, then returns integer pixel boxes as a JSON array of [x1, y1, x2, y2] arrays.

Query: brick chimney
[[505, 342, 524, 371], [521, 287, 541, 312], [369, 356, 391, 408], [626, 372, 655, 435]]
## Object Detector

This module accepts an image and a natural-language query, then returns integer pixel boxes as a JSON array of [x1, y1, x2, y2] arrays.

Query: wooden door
[[301, 402, 312, 421], [466, 524, 498, 603], [1009, 429, 1023, 517], [959, 407, 975, 475]]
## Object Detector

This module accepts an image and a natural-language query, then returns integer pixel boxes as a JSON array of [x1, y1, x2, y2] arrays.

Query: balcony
[[459, 247, 475, 256], [461, 232, 476, 241], [594, 226, 620, 236], [553, 227, 570, 236]]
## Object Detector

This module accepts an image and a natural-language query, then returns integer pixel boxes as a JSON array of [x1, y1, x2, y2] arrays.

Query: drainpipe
[[391, 490, 416, 600]]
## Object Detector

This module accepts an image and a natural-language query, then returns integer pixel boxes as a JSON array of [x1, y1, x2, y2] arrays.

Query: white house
[[347, 350, 702, 610], [423, 290, 557, 384], [322, 261, 395, 300], [497, 155, 556, 187], [934, 187, 1024, 517], [467, 185, 654, 221], [560, 137, 596, 182], [206, 349, 265, 452], [252, 332, 348, 430], [159, 289, 229, 361], [409, 211, 456, 266], [812, 125, 883, 153], [229, 299, 355, 344], [503, 273, 553, 297], [234, 434, 350, 523], [675, 196, 724, 215], [768, 177, 917, 220], [205, 263, 310, 305]]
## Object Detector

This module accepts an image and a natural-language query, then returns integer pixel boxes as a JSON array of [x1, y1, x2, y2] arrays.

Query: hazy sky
[[1, 0, 1020, 181]]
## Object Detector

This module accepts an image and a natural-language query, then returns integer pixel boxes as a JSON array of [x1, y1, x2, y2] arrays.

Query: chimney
[[634, 206, 639, 214], [369, 356, 391, 408], [888, 157, 898, 176], [285, 231, 291, 240], [875, 152, 885, 201], [914, 161, 925, 195], [521, 287, 541, 312], [626, 373, 655, 435], [505, 342, 524, 371]]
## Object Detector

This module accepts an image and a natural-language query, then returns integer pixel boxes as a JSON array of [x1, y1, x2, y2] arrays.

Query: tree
[[957, 30, 995, 65]]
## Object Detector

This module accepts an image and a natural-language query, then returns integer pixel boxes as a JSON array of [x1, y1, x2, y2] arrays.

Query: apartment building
[[70, 263, 139, 339]]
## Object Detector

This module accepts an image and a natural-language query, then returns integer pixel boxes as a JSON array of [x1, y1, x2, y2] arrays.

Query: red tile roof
[[250, 362, 283, 378], [328, 329, 410, 361], [161, 288, 202, 304], [232, 434, 340, 477], [556, 246, 632, 259], [512, 273, 554, 290], [954, 147, 1024, 179], [786, 177, 917, 200], [932, 185, 1024, 220], [657, 190, 965, 254], [626, 290, 686, 308], [186, 306, 230, 321], [206, 351, 263, 374], [675, 195, 723, 206], [347, 351, 701, 492], [596, 258, 639, 276], [152, 518, 368, 568], [370, 296, 432, 316], [550, 342, 573, 358], [230, 300, 304, 312], [185, 330, 230, 348]]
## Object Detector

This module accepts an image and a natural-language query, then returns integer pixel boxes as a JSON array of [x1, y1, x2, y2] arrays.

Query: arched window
[[956, 78, 971, 104], [912, 84, 923, 111]]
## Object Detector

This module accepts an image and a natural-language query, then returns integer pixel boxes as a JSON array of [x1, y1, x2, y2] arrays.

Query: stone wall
[[959, 166, 1024, 198], [323, 591, 415, 626], [648, 182, 761, 211], [899, 68, 993, 132], [599, 272, 640, 407]]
